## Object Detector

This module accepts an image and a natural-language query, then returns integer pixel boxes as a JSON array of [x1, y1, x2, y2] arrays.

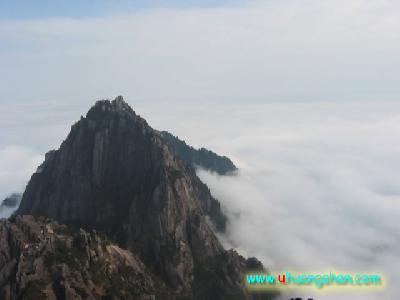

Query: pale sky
[[1, 0, 399, 106]]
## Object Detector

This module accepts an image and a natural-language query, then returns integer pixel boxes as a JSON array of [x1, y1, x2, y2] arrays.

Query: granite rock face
[[160, 131, 237, 175], [0, 215, 158, 300], [16, 96, 274, 299]]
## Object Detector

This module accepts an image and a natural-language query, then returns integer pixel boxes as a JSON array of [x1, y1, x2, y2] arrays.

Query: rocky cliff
[[160, 131, 237, 175], [14, 96, 275, 299], [0, 215, 161, 299]]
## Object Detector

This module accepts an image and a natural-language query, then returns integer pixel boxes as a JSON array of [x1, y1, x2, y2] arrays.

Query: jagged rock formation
[[15, 96, 275, 299], [0, 215, 159, 299], [160, 131, 237, 175]]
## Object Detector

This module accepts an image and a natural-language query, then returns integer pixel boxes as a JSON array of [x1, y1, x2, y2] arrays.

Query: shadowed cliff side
[[160, 131, 237, 175]]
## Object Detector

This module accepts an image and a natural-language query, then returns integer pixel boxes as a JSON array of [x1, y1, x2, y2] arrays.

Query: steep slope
[[0, 215, 160, 300], [160, 131, 237, 175], [16, 96, 274, 299]]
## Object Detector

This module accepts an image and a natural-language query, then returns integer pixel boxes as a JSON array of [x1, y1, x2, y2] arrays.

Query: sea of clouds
[[133, 99, 399, 300], [187, 101, 400, 300], [1, 99, 399, 299], [115, 99, 400, 299]]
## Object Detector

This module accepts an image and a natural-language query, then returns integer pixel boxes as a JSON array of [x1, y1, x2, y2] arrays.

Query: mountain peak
[[114, 94, 128, 109], [88, 96, 136, 118], [14, 97, 272, 299]]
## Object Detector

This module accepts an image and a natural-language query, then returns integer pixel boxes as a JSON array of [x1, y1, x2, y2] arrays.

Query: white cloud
[[134, 98, 400, 300], [184, 101, 400, 300], [0, 145, 43, 202], [2, 98, 399, 298]]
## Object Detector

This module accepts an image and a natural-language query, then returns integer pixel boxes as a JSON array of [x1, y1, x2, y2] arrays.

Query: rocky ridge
[[13, 96, 275, 299], [0, 215, 159, 299], [160, 131, 237, 175]]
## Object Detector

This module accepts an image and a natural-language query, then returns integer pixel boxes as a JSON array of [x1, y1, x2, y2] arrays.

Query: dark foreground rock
[[0, 215, 159, 300]]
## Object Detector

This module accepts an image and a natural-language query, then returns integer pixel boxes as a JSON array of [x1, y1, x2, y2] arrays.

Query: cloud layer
[[190, 101, 400, 299], [2, 99, 399, 299], [0, 145, 43, 205]]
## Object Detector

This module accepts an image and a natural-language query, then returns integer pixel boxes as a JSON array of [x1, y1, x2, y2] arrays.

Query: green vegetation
[[23, 280, 46, 300], [88, 259, 107, 284], [45, 239, 87, 271]]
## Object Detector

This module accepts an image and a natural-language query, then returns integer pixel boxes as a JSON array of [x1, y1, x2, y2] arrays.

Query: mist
[[0, 146, 43, 202], [191, 101, 400, 300], [1, 98, 399, 299]]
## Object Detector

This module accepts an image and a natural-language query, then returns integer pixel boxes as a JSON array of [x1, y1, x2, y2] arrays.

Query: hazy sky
[[0, 0, 241, 19], [1, 0, 399, 105], [1, 2, 400, 299]]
